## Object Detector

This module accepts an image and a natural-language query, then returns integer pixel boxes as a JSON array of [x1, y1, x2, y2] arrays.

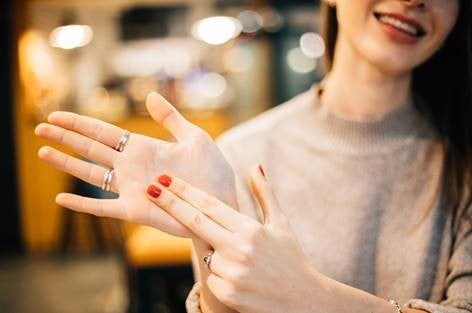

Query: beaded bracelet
[[389, 299, 404, 313]]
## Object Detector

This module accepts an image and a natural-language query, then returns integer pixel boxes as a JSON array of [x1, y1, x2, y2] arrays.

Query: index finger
[[47, 111, 125, 150], [156, 174, 256, 232], [146, 183, 232, 249]]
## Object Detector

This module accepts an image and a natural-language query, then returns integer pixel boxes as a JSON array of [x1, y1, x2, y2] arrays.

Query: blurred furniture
[[124, 225, 193, 313], [59, 177, 122, 255]]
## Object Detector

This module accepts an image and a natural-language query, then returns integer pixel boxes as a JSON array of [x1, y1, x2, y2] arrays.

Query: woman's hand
[[145, 165, 321, 313], [35, 92, 237, 237]]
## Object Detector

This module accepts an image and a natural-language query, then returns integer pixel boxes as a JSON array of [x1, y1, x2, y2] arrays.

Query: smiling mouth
[[374, 12, 426, 38]]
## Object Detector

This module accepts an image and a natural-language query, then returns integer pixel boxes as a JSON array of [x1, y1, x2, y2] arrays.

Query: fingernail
[[147, 185, 162, 198], [158, 175, 172, 187], [258, 164, 266, 178]]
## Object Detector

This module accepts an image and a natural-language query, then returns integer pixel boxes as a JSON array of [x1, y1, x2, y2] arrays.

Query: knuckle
[[201, 196, 218, 210], [162, 194, 177, 209], [228, 266, 249, 285], [174, 182, 189, 197], [93, 123, 104, 138], [70, 114, 79, 130], [242, 224, 263, 242], [62, 155, 71, 170], [163, 109, 176, 122], [88, 166, 99, 184], [219, 283, 240, 307], [233, 240, 255, 266], [189, 211, 205, 230], [191, 127, 211, 142], [58, 129, 67, 145], [82, 139, 94, 156]]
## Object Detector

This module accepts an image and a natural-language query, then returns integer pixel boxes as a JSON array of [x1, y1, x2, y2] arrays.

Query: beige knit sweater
[[186, 84, 472, 313]]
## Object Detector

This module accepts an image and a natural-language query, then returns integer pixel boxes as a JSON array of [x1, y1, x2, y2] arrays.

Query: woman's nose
[[403, 0, 427, 9]]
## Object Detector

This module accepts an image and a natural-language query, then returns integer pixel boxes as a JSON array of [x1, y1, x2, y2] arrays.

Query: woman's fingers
[[56, 193, 124, 219], [35, 123, 117, 168], [202, 250, 233, 281], [47, 111, 125, 150], [146, 92, 200, 142], [145, 182, 232, 249], [206, 273, 237, 309], [249, 164, 286, 227], [156, 174, 254, 232], [38, 146, 118, 192]]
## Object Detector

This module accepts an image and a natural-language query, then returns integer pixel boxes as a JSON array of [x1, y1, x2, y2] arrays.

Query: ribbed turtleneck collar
[[303, 84, 436, 155]]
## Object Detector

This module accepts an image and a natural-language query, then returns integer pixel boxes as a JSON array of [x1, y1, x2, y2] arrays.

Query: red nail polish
[[147, 185, 162, 198], [258, 164, 266, 178], [158, 175, 172, 187]]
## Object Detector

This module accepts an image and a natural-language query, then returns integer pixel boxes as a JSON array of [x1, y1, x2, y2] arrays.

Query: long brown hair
[[321, 1, 472, 235]]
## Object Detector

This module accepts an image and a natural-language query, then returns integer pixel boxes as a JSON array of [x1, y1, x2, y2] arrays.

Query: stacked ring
[[115, 131, 130, 152], [101, 169, 114, 192]]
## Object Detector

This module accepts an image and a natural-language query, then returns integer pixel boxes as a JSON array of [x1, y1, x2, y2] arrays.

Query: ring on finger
[[203, 250, 215, 272], [115, 131, 130, 152], [101, 169, 114, 192]]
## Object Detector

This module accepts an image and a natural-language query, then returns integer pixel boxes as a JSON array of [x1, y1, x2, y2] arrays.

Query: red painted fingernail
[[158, 175, 172, 187], [147, 185, 162, 198], [258, 164, 266, 178]]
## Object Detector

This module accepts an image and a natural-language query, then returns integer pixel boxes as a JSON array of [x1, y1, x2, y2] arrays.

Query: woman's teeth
[[377, 14, 420, 37]]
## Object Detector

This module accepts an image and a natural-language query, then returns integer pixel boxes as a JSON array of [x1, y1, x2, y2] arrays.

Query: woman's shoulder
[[216, 87, 316, 150]]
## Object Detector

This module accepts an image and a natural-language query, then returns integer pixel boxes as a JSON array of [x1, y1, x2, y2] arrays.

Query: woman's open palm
[[35, 92, 237, 238]]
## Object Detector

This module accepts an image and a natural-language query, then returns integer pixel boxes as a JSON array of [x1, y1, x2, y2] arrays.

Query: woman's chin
[[362, 44, 423, 75]]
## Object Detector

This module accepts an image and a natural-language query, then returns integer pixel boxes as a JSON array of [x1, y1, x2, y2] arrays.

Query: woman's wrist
[[312, 272, 399, 313], [191, 238, 236, 313], [315, 274, 429, 313]]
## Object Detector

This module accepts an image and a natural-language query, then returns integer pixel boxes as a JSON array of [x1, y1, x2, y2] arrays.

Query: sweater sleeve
[[185, 282, 202, 313], [405, 209, 472, 313]]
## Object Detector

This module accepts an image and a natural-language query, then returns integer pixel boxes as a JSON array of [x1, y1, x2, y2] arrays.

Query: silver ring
[[101, 169, 114, 192], [115, 131, 130, 152], [203, 250, 214, 272]]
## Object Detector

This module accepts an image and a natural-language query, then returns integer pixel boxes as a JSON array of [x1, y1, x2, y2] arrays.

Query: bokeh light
[[199, 72, 227, 98], [300, 32, 325, 59], [237, 10, 263, 34], [287, 47, 317, 74], [191, 16, 242, 45], [260, 7, 284, 33], [49, 25, 93, 50], [223, 45, 254, 73]]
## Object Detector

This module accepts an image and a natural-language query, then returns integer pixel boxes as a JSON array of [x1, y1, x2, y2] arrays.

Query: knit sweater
[[186, 84, 472, 313]]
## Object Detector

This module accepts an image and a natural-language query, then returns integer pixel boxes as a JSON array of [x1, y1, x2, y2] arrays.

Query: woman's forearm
[[315, 272, 427, 313]]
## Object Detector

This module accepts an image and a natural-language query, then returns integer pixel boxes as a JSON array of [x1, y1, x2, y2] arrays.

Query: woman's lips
[[374, 12, 426, 45]]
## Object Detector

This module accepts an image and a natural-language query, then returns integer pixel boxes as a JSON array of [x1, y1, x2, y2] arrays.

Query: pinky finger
[[207, 274, 241, 310], [38, 146, 117, 192], [56, 193, 124, 219]]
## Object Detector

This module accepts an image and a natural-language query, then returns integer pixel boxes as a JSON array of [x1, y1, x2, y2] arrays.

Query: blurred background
[[1, 0, 326, 312]]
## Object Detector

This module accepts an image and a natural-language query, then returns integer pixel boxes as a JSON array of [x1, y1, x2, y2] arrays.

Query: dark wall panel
[[0, 0, 22, 255]]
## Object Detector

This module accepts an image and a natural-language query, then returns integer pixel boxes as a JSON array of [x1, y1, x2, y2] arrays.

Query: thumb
[[146, 91, 195, 141], [249, 164, 287, 228]]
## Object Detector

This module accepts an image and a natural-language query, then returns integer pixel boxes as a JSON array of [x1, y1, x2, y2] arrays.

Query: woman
[[35, 0, 472, 312]]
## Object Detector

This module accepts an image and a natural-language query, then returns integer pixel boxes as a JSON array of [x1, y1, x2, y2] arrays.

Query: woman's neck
[[321, 32, 413, 120]]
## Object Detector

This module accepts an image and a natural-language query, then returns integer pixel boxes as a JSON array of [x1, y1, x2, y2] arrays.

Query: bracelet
[[389, 299, 404, 313]]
